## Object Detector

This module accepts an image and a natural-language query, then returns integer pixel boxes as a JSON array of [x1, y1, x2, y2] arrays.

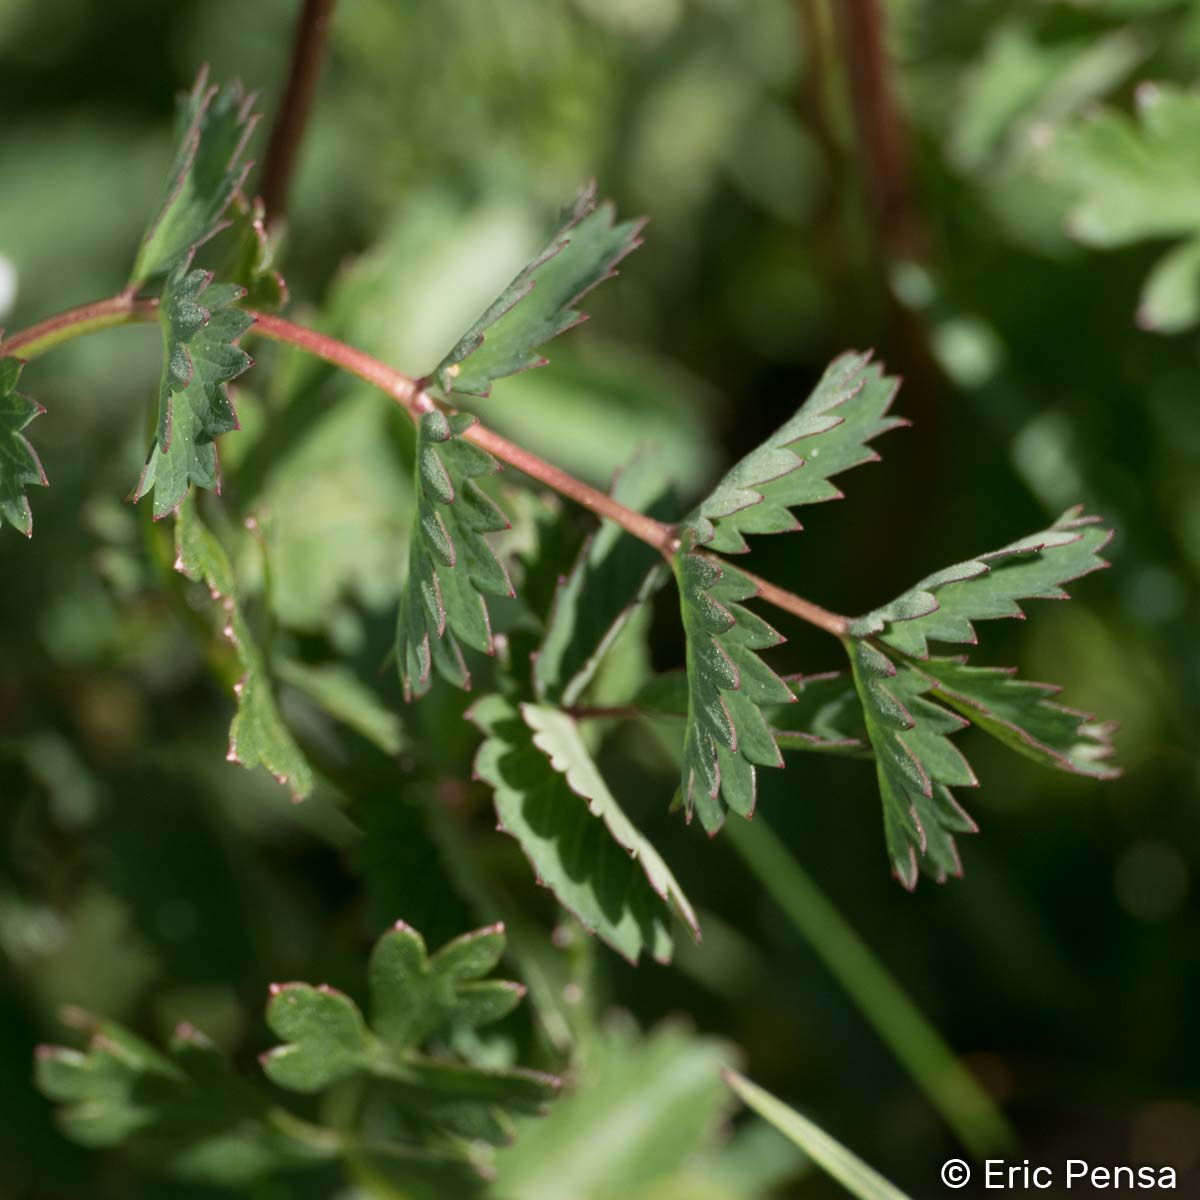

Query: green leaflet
[[0, 357, 47, 536], [35, 1017, 327, 1185], [429, 183, 644, 398], [850, 506, 1112, 657], [134, 257, 253, 518], [130, 68, 259, 287], [263, 920, 558, 1153], [534, 452, 671, 705], [920, 657, 1119, 780], [725, 1070, 914, 1200], [673, 535, 792, 833], [396, 409, 513, 698], [471, 695, 698, 965], [847, 639, 978, 890], [217, 193, 288, 311], [174, 494, 313, 799], [690, 351, 904, 553]]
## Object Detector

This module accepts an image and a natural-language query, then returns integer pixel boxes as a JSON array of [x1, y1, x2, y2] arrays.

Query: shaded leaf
[[134, 257, 252, 518], [35, 1017, 328, 1185], [262, 920, 558, 1159], [471, 695, 697, 964], [673, 535, 792, 833], [396, 409, 513, 699], [277, 658, 404, 755], [850, 507, 1111, 657], [534, 453, 671, 705], [429, 183, 644, 398], [920, 657, 1119, 779], [130, 68, 258, 286], [847, 639, 978, 890], [174, 494, 313, 799], [0, 356, 46, 536], [690, 351, 905, 554]]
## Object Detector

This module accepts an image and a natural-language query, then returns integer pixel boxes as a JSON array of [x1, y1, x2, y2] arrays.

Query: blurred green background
[[2, 0, 1199, 1196]]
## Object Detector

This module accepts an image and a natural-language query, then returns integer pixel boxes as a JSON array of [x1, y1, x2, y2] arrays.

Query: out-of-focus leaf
[[724, 1071, 913, 1200], [35, 1017, 329, 1185], [534, 453, 671, 705], [0, 356, 46, 536], [495, 1021, 736, 1200], [277, 658, 403, 755], [471, 695, 697, 964], [174, 494, 313, 799]]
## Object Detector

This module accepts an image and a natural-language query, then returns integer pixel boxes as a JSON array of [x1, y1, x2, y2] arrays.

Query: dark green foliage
[[673, 537, 791, 832], [130, 69, 258, 287], [429, 183, 644, 399], [396, 409, 513, 698], [35, 1016, 329, 1185], [689, 351, 903, 554], [0, 357, 46, 536], [472, 695, 698, 964], [134, 259, 252, 518]]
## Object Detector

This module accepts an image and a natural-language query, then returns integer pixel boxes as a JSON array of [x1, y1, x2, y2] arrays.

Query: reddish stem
[[260, 0, 338, 225]]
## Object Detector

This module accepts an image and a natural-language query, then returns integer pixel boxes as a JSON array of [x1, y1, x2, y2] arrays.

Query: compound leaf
[[471, 695, 698, 964], [847, 639, 978, 890], [263, 920, 558, 1155], [134, 257, 252, 518], [174, 494, 313, 799], [849, 507, 1111, 657], [131, 68, 259, 286], [920, 657, 1119, 780], [673, 535, 792, 833], [429, 183, 644, 398], [396, 409, 513, 699], [35, 1017, 327, 1185], [0, 357, 47, 537], [690, 351, 904, 554]]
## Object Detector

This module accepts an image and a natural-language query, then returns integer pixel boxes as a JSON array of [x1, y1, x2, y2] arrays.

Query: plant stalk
[[0, 296, 851, 640], [260, 0, 338, 225]]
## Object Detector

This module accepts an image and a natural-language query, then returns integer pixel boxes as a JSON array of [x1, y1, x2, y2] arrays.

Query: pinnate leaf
[[673, 535, 792, 833], [849, 506, 1112, 657], [130, 68, 259, 286], [691, 351, 904, 553], [0, 357, 47, 537], [134, 256, 252, 518], [847, 639, 978, 890], [263, 920, 558, 1152], [396, 409, 513, 698], [471, 695, 698, 964], [174, 494, 313, 799], [429, 183, 644, 398]]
